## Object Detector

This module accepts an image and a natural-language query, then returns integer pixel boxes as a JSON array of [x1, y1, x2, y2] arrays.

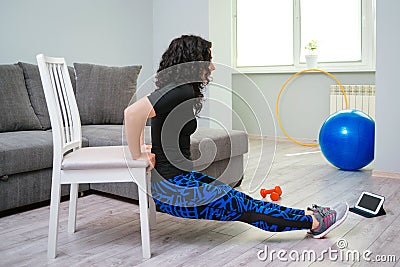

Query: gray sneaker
[[311, 202, 349, 239]]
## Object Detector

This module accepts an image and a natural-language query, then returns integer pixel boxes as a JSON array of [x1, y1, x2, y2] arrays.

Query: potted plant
[[304, 40, 318, 69]]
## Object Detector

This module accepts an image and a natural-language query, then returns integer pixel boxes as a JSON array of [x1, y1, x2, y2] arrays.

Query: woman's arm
[[124, 96, 156, 167]]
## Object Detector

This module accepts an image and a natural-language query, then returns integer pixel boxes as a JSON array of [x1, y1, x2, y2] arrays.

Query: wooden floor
[[1, 138, 399, 267]]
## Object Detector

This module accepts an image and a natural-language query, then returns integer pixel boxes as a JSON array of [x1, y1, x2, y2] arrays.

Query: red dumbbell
[[260, 186, 282, 201]]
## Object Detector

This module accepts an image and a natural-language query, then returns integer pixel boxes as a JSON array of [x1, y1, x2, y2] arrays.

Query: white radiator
[[329, 84, 376, 120]]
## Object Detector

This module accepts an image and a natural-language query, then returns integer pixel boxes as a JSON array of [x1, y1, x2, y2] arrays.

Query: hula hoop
[[276, 68, 348, 147]]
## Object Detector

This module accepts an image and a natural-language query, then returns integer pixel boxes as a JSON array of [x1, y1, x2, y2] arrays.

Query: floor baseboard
[[247, 134, 318, 145], [372, 170, 400, 179]]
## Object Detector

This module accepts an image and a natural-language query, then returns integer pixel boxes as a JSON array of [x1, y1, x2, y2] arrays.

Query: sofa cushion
[[191, 128, 248, 167], [0, 131, 53, 176], [80, 125, 248, 162], [74, 63, 141, 125], [0, 64, 42, 132], [82, 125, 126, 147], [81, 126, 248, 164], [18, 62, 77, 130], [0, 131, 89, 177]]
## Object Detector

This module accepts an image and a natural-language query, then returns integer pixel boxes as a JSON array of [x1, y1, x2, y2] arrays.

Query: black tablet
[[354, 191, 385, 215]]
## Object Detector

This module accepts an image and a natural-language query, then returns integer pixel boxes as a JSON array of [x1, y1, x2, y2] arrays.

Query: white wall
[[0, 0, 153, 94], [374, 0, 400, 173], [208, 0, 233, 130]]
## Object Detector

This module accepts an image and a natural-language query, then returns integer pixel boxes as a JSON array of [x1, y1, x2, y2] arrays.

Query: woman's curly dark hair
[[155, 35, 212, 115]]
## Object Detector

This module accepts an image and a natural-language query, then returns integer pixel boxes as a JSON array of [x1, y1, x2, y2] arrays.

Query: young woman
[[124, 35, 348, 238]]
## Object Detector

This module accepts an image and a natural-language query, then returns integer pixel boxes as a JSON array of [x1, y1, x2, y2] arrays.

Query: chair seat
[[62, 146, 149, 170]]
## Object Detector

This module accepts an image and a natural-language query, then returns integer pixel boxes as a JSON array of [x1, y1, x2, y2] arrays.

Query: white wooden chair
[[36, 54, 154, 259]]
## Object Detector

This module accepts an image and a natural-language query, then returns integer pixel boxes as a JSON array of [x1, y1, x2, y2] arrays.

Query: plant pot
[[305, 55, 318, 69]]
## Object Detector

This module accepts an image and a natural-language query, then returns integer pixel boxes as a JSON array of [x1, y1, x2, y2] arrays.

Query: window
[[234, 0, 375, 72]]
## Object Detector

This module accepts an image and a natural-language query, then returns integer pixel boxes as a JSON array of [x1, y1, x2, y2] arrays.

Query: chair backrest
[[37, 54, 82, 156]]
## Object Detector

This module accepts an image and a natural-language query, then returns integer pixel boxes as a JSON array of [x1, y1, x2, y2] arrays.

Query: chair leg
[[149, 198, 157, 230], [138, 171, 151, 259], [147, 173, 156, 230], [68, 183, 79, 234], [48, 179, 62, 259]]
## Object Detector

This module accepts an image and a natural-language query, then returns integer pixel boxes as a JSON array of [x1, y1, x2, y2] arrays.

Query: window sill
[[233, 65, 376, 74]]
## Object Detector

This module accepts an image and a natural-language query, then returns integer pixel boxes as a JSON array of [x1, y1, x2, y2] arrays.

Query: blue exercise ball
[[319, 110, 375, 171]]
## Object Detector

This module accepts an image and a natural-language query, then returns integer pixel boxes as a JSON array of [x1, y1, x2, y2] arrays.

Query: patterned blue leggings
[[151, 171, 313, 232]]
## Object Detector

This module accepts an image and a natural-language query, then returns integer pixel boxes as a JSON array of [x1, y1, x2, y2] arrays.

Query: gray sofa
[[0, 62, 248, 213]]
